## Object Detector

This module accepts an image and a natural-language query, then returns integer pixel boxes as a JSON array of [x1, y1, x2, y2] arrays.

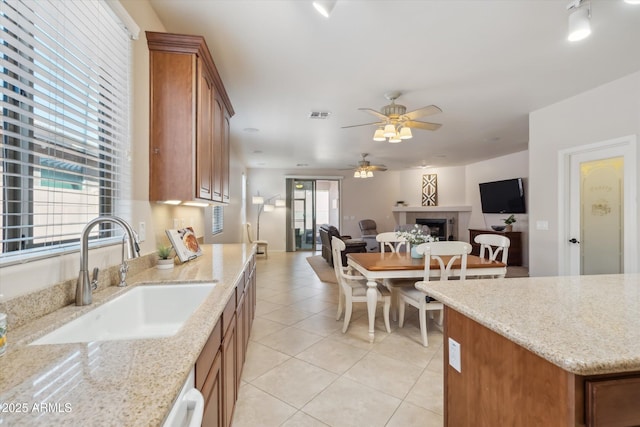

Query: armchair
[[319, 224, 367, 266], [358, 219, 379, 252]]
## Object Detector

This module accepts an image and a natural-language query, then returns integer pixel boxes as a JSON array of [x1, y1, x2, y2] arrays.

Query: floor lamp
[[252, 194, 284, 239]]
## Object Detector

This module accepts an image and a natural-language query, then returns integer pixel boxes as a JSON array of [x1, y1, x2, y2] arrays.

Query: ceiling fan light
[[312, 0, 336, 18], [383, 124, 396, 138], [354, 171, 361, 178], [624, 0, 640, 4], [366, 170, 374, 178], [568, 6, 591, 42], [388, 132, 402, 143], [399, 127, 413, 139], [373, 128, 386, 141]]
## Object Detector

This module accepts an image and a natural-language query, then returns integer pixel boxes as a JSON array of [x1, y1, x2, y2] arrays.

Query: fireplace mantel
[[391, 205, 472, 213]]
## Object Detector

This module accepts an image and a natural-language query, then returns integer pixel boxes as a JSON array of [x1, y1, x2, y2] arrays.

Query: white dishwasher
[[162, 367, 204, 427]]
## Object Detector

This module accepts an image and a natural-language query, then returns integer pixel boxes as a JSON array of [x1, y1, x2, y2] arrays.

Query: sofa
[[319, 224, 367, 266]]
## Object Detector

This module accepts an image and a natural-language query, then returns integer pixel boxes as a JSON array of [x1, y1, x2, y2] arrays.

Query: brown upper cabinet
[[146, 31, 234, 203]]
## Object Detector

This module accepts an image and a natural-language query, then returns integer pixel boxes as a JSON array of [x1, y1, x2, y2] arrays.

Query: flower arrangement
[[396, 224, 435, 246]]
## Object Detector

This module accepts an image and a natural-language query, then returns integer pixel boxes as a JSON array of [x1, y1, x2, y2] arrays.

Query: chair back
[[474, 234, 510, 264], [359, 219, 378, 236], [376, 231, 409, 253], [416, 241, 472, 281], [245, 223, 255, 243], [331, 236, 352, 291]]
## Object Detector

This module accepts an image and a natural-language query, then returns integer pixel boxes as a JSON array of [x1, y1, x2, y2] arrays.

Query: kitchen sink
[[31, 283, 216, 345]]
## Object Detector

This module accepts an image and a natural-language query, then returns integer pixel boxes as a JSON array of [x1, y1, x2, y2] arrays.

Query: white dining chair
[[397, 241, 472, 347], [474, 234, 510, 264], [332, 237, 391, 334], [246, 222, 268, 258], [376, 231, 409, 253]]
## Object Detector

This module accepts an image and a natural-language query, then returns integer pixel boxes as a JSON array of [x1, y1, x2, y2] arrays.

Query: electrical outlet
[[448, 338, 462, 373], [138, 221, 146, 242]]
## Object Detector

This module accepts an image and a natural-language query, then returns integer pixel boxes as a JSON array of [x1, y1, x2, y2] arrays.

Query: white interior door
[[564, 136, 637, 275]]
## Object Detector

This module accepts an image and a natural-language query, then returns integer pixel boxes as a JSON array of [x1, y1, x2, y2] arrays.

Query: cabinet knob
[[568, 238, 580, 244], [153, 148, 160, 154]]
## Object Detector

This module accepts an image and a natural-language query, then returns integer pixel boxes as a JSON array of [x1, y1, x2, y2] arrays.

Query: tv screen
[[479, 178, 526, 214]]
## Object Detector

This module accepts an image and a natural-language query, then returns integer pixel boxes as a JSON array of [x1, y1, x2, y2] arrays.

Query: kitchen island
[[0, 244, 255, 426], [416, 274, 640, 427]]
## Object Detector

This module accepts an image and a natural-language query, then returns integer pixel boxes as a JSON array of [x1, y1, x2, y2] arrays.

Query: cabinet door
[[212, 95, 224, 202], [202, 350, 223, 427], [235, 291, 246, 391], [196, 62, 214, 200], [222, 110, 231, 202], [221, 313, 236, 427]]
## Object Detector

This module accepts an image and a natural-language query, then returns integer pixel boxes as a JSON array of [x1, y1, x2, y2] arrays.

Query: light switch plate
[[138, 221, 146, 242], [536, 220, 549, 230], [448, 338, 461, 373]]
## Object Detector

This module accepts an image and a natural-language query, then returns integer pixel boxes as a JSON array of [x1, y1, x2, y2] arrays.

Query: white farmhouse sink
[[31, 283, 216, 345]]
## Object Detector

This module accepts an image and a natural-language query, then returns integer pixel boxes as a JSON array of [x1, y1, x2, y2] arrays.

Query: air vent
[[308, 111, 330, 119]]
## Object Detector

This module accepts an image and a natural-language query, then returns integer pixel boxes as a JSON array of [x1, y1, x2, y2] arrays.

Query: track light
[[567, 0, 591, 42], [312, 0, 336, 18]]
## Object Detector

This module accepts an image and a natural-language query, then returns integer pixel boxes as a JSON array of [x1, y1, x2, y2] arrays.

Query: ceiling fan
[[342, 91, 442, 142], [348, 153, 387, 178]]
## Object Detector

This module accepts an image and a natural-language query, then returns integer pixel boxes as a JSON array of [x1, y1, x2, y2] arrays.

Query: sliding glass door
[[286, 178, 340, 252]]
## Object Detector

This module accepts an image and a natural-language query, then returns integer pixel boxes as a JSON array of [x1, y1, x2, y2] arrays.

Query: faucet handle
[[91, 267, 99, 290]]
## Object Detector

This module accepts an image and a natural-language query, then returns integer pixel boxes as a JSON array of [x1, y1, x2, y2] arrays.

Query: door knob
[[568, 238, 580, 244]]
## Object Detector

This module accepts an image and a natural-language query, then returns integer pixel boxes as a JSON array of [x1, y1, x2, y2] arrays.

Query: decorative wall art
[[422, 174, 438, 206]]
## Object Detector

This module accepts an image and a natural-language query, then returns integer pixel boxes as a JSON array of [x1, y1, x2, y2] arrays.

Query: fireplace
[[416, 218, 448, 241]]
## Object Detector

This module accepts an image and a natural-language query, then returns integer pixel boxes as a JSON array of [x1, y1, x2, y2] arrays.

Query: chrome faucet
[[118, 234, 130, 287], [77, 216, 140, 306]]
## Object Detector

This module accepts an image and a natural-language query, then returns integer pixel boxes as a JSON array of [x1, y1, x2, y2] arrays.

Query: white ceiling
[[147, 0, 640, 172]]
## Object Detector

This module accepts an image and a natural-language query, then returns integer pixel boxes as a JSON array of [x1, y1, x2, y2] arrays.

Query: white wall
[[529, 71, 640, 277]]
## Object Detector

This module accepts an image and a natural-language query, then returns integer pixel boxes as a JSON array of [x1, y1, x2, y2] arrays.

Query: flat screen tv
[[479, 178, 526, 214]]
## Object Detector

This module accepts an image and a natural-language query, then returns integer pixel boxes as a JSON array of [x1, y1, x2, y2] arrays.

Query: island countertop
[[0, 244, 255, 426], [416, 273, 640, 376]]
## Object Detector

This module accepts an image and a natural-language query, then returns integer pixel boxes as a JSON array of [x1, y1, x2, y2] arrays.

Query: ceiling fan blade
[[358, 108, 389, 121], [341, 121, 384, 129], [369, 165, 387, 171], [404, 120, 442, 131], [403, 105, 442, 121]]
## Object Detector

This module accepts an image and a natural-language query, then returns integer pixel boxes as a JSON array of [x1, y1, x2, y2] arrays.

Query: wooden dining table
[[347, 251, 507, 342]]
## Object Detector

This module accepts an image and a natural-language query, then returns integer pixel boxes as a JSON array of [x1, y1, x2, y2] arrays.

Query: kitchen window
[[0, 0, 138, 264]]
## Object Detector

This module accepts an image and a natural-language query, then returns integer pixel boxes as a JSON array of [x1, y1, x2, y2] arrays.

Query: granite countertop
[[416, 273, 640, 376], [0, 244, 254, 426]]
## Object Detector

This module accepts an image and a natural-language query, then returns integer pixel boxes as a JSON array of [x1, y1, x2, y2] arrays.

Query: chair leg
[[419, 307, 429, 347], [398, 298, 406, 328], [342, 297, 353, 333], [383, 297, 391, 333], [336, 288, 344, 320]]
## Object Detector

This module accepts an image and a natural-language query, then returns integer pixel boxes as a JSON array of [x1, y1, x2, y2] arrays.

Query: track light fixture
[[567, 0, 591, 42]]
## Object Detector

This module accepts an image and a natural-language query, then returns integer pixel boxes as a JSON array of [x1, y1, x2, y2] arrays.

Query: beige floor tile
[[251, 358, 338, 408], [254, 300, 285, 317], [260, 306, 316, 325], [241, 341, 290, 382], [327, 321, 388, 350], [281, 411, 330, 426], [293, 312, 343, 336], [302, 377, 401, 427], [385, 401, 444, 427], [404, 368, 444, 415], [295, 296, 338, 314], [249, 316, 288, 340], [296, 337, 368, 374], [344, 352, 424, 399], [372, 330, 440, 368], [256, 326, 324, 356], [231, 384, 297, 427]]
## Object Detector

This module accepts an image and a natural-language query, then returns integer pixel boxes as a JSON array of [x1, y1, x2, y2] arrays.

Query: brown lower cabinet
[[444, 307, 640, 426], [196, 254, 256, 427]]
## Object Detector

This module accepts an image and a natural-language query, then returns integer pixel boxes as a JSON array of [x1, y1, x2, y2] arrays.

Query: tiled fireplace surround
[[393, 206, 472, 242]]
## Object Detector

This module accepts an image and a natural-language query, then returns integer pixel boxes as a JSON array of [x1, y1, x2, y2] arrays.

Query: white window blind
[[212, 205, 223, 235], [0, 0, 133, 264]]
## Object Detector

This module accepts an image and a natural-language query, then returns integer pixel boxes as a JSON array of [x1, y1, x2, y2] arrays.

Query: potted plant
[[156, 245, 174, 270], [503, 214, 516, 232], [396, 224, 435, 258]]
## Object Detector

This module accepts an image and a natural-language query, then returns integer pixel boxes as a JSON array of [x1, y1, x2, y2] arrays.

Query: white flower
[[396, 225, 435, 246]]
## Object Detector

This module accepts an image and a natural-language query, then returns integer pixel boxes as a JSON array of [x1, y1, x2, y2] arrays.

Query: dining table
[[346, 251, 507, 342]]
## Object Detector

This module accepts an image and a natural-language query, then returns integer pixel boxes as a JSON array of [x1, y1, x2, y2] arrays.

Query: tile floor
[[232, 251, 445, 427]]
